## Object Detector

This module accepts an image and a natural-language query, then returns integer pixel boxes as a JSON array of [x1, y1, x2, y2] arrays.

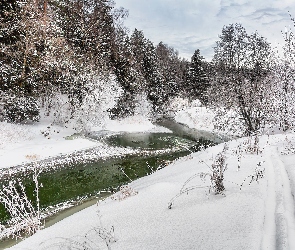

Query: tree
[[0, 0, 50, 122], [129, 29, 165, 114], [268, 18, 295, 132], [208, 23, 273, 135], [109, 28, 145, 118], [186, 49, 209, 104], [155, 42, 186, 100]]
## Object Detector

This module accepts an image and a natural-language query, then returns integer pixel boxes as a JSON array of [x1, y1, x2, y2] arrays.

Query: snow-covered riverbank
[[7, 132, 295, 250], [0, 115, 170, 169]]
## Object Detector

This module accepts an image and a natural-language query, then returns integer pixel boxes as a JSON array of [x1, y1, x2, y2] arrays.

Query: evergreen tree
[[187, 49, 209, 104], [156, 42, 186, 99], [130, 29, 165, 113], [109, 28, 145, 118]]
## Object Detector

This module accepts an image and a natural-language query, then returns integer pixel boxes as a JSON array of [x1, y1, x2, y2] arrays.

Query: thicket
[[206, 21, 295, 136], [0, 0, 208, 127]]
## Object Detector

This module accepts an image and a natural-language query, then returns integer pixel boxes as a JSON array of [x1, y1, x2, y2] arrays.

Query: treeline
[[2, 0, 295, 136], [0, 0, 208, 124]]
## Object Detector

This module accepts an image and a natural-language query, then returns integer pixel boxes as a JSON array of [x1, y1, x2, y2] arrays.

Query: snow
[[2, 108, 295, 249], [103, 115, 170, 133], [0, 120, 97, 169], [169, 98, 215, 132], [175, 106, 215, 132]]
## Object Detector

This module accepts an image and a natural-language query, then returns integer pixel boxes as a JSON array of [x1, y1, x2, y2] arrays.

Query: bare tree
[[208, 23, 273, 136]]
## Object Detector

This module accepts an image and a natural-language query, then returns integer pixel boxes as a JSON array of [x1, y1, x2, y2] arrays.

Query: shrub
[[111, 185, 138, 201], [240, 161, 265, 190], [0, 156, 42, 240], [209, 151, 227, 194], [168, 144, 228, 209], [0, 179, 43, 240]]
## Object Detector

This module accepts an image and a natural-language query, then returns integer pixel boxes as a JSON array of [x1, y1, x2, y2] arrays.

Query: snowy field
[[1, 107, 295, 249]]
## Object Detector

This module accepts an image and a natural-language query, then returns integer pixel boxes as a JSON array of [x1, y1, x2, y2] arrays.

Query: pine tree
[[130, 29, 165, 113], [156, 42, 186, 99], [187, 49, 209, 104]]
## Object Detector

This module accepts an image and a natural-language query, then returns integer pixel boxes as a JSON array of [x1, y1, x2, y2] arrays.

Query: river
[[0, 118, 222, 247]]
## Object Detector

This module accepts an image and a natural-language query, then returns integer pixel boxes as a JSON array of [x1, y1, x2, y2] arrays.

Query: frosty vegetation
[[2, 0, 295, 245]]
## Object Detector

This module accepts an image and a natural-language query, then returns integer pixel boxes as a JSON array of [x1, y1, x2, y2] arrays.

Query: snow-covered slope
[[7, 134, 295, 250]]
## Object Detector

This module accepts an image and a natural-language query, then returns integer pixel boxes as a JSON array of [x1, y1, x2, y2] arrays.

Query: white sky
[[115, 0, 295, 60]]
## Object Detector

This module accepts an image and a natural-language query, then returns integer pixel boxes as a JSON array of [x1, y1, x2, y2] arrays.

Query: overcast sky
[[115, 0, 295, 60]]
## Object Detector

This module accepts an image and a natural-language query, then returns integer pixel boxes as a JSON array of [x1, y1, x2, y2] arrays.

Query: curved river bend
[[0, 119, 222, 247]]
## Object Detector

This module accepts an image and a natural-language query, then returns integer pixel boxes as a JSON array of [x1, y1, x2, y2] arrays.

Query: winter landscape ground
[[2, 0, 295, 249], [0, 104, 295, 250]]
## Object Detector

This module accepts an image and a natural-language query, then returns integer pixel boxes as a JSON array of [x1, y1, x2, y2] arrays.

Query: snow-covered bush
[[212, 108, 244, 137], [133, 93, 152, 118], [240, 161, 265, 190], [202, 143, 228, 195], [281, 136, 295, 155], [167, 97, 190, 114], [208, 150, 228, 194], [0, 179, 42, 240], [0, 156, 43, 240], [39, 74, 123, 132], [111, 185, 138, 201], [44, 93, 72, 126], [72, 74, 123, 132], [165, 97, 204, 119], [244, 134, 261, 155]]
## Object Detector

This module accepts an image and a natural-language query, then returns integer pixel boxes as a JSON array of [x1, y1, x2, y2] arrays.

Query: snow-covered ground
[[2, 106, 295, 250], [0, 120, 97, 168]]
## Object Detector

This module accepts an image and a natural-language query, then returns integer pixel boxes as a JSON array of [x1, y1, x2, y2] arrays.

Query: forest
[[1, 0, 295, 137]]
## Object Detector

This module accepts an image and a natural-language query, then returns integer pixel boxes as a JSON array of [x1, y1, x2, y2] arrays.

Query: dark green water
[[105, 132, 193, 150]]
